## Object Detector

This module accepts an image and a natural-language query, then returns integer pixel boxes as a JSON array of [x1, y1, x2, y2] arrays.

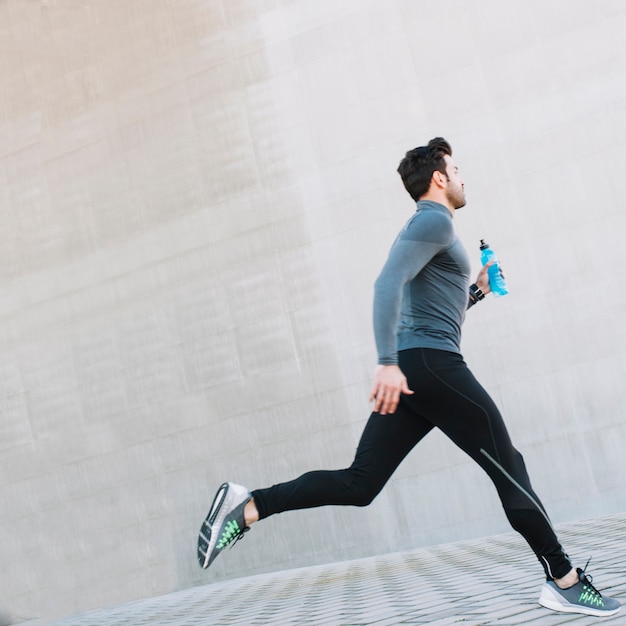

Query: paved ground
[[45, 513, 625, 626]]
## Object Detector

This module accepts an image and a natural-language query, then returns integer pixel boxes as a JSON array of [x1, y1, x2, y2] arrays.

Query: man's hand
[[369, 365, 414, 415], [475, 259, 506, 297], [475, 259, 494, 295]]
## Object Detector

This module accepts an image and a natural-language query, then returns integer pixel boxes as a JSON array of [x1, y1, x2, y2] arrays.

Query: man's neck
[[418, 194, 455, 216]]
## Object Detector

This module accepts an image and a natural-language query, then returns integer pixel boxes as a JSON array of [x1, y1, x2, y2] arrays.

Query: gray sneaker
[[197, 482, 251, 569], [538, 567, 621, 616]]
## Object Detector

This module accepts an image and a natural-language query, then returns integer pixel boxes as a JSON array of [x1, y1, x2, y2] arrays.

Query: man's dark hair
[[397, 137, 452, 202]]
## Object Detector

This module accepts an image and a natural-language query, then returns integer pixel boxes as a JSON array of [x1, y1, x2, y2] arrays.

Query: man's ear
[[432, 170, 448, 190]]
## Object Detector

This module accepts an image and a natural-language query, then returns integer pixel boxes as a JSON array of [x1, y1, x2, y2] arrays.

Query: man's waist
[[397, 328, 461, 354]]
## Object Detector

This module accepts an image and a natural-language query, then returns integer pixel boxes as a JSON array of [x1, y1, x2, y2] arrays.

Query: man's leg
[[398, 348, 620, 615], [198, 402, 434, 569], [251, 406, 434, 519], [398, 347, 572, 580]]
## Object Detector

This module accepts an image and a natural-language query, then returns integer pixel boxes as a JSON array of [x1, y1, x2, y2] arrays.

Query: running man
[[197, 137, 620, 617]]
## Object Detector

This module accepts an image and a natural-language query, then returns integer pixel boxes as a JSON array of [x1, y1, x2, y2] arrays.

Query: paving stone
[[44, 513, 626, 625]]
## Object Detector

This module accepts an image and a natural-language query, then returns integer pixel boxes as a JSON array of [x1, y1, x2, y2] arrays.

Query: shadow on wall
[[0, 610, 41, 626]]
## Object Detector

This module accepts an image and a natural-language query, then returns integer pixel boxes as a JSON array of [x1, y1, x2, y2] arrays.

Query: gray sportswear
[[373, 200, 472, 365]]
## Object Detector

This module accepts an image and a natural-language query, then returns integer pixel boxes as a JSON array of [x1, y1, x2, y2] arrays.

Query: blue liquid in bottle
[[480, 239, 509, 297]]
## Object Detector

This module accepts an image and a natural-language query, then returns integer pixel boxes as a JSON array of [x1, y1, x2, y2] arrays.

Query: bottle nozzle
[[480, 239, 488, 250]]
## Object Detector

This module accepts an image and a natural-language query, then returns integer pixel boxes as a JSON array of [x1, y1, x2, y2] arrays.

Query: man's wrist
[[378, 359, 399, 366], [469, 283, 485, 302]]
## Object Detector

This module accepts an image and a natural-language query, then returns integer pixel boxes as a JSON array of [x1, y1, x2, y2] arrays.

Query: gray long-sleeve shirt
[[373, 200, 472, 364]]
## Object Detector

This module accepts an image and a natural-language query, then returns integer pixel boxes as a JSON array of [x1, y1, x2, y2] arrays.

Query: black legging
[[252, 348, 572, 580]]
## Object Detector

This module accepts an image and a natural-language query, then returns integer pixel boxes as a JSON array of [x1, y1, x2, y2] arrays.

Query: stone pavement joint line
[[48, 513, 625, 625]]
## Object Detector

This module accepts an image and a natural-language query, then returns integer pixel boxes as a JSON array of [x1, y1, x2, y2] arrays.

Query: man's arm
[[370, 212, 452, 414], [372, 238, 445, 364]]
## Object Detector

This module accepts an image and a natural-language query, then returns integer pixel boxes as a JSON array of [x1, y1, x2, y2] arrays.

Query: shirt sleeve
[[373, 211, 453, 365]]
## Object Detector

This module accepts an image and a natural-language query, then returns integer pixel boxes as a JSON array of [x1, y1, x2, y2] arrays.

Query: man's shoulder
[[400, 206, 454, 244]]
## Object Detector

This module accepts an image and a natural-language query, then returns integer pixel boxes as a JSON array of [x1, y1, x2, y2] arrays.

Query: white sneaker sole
[[197, 482, 249, 569], [539, 583, 620, 617]]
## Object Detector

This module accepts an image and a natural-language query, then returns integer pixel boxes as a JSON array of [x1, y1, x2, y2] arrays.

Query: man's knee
[[346, 477, 381, 507]]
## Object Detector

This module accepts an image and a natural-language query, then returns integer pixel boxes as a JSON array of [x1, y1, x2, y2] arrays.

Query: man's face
[[443, 155, 466, 209]]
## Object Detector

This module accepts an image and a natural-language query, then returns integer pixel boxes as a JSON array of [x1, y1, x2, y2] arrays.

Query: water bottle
[[480, 239, 509, 297]]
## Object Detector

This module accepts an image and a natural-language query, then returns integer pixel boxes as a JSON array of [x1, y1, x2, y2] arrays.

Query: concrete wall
[[1, 0, 626, 622]]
